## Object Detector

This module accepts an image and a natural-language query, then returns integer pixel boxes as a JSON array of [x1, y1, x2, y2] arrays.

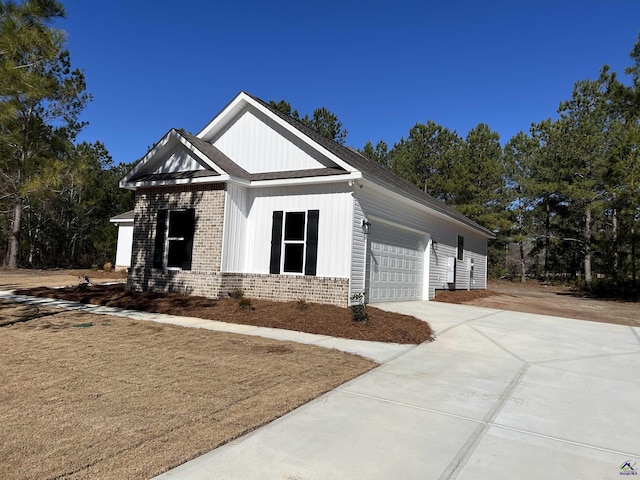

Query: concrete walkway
[[0, 291, 412, 364], [155, 301, 640, 480]]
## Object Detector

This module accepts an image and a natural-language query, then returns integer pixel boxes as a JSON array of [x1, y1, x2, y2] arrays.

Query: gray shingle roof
[[180, 131, 252, 179], [127, 95, 492, 238], [110, 210, 134, 222]]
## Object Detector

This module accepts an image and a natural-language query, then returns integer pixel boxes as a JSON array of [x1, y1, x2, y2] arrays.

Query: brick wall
[[220, 273, 349, 306], [128, 184, 350, 306], [128, 184, 226, 297]]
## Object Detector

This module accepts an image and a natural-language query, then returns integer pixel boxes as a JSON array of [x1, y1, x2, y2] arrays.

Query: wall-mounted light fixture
[[362, 219, 372, 235]]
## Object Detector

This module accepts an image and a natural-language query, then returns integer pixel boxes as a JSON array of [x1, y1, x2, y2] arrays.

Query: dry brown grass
[[0, 301, 376, 480]]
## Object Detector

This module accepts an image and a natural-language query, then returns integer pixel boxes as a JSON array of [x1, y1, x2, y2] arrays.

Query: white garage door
[[368, 223, 426, 302]]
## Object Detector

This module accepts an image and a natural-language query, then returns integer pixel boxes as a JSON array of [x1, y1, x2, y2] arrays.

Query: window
[[283, 212, 306, 273], [457, 235, 464, 261], [153, 209, 195, 270], [269, 210, 319, 276]]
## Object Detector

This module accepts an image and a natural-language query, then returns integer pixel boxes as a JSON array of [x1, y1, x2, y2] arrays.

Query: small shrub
[[229, 288, 245, 299], [237, 297, 253, 310], [296, 298, 308, 310], [77, 275, 92, 292], [103, 262, 113, 271], [350, 293, 369, 323], [91, 264, 99, 271]]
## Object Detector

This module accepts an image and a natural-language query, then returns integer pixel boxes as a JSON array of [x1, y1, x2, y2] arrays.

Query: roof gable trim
[[197, 92, 357, 175]]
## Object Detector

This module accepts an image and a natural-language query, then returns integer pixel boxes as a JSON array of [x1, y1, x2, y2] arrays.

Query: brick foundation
[[128, 269, 349, 307], [219, 273, 349, 306]]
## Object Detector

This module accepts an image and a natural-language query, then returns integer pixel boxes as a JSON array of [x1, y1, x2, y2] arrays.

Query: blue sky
[[59, 0, 640, 166]]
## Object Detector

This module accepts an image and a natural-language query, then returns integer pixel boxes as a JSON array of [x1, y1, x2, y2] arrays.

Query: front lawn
[[0, 301, 376, 479]]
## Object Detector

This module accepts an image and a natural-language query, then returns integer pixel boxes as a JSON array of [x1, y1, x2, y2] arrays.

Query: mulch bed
[[15, 284, 435, 344], [433, 288, 499, 304]]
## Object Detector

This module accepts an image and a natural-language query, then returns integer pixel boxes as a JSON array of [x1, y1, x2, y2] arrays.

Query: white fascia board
[[109, 218, 134, 224], [121, 129, 228, 187], [121, 130, 177, 184], [196, 93, 249, 140], [361, 176, 494, 239], [121, 175, 230, 190], [246, 171, 362, 189]]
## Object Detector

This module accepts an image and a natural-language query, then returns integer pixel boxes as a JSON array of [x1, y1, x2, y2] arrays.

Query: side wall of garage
[[429, 224, 488, 293], [352, 188, 488, 301], [353, 190, 431, 302]]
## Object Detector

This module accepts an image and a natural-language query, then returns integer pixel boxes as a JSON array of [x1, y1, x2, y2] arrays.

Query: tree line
[[2, 1, 638, 300], [0, 0, 133, 269], [358, 37, 640, 298]]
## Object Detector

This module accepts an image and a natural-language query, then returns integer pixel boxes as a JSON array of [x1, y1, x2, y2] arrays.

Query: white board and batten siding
[[153, 146, 206, 174], [222, 183, 353, 278], [221, 183, 250, 272], [212, 106, 339, 174]]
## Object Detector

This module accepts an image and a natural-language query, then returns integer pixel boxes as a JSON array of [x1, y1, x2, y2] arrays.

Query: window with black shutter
[[153, 208, 195, 270], [269, 210, 319, 275]]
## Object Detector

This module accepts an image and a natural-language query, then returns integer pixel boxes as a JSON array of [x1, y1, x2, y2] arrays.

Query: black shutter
[[153, 209, 167, 269], [304, 210, 319, 276], [181, 208, 196, 271], [269, 211, 283, 274]]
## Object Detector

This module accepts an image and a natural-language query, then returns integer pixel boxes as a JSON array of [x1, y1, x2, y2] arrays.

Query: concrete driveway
[[157, 302, 640, 480]]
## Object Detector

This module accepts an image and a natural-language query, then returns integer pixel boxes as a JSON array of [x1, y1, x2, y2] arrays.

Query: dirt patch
[[16, 284, 435, 344], [0, 304, 376, 480], [435, 281, 640, 327]]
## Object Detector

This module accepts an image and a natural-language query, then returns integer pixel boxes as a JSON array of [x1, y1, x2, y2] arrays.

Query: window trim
[[165, 209, 187, 270], [281, 211, 307, 275], [153, 208, 195, 271], [269, 209, 319, 276]]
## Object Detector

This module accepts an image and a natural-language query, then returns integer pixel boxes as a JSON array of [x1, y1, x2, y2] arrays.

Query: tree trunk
[[584, 205, 592, 286], [5, 202, 23, 269], [632, 220, 637, 301], [520, 241, 526, 283], [518, 196, 526, 283], [544, 202, 550, 282], [612, 206, 618, 272]]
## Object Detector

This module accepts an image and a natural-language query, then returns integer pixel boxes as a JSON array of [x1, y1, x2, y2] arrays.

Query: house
[[119, 92, 494, 306], [109, 210, 134, 270]]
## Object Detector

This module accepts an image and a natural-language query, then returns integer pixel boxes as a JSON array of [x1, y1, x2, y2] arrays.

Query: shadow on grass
[[0, 300, 63, 327]]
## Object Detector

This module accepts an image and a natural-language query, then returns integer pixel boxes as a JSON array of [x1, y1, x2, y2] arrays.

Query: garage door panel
[[368, 224, 425, 303]]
